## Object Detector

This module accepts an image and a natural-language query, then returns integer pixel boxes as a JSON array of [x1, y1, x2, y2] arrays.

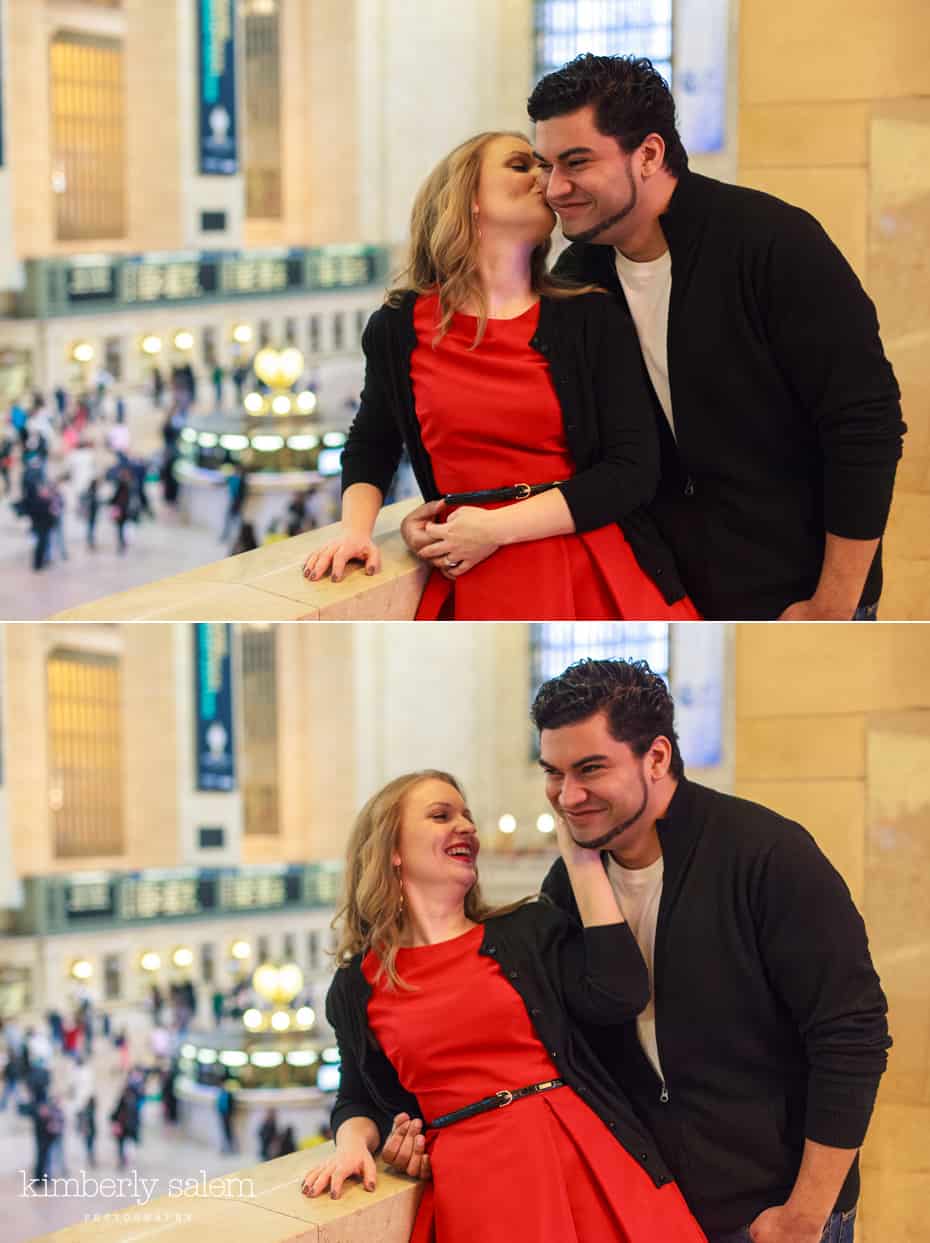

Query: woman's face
[[393, 778, 480, 897], [474, 135, 555, 242]]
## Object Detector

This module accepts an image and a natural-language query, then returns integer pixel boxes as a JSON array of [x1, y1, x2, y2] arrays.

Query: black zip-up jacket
[[553, 170, 906, 620], [325, 902, 683, 1192], [340, 290, 692, 602], [541, 777, 891, 1234]]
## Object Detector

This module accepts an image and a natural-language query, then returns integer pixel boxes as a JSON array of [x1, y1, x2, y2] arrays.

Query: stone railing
[[51, 500, 429, 622], [31, 1145, 423, 1243]]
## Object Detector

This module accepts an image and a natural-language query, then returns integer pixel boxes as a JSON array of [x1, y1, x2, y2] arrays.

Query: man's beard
[[560, 162, 638, 245], [569, 772, 649, 852]]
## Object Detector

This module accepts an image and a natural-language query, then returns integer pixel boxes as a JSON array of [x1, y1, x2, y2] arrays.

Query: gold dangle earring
[[473, 208, 482, 241], [396, 869, 405, 920]]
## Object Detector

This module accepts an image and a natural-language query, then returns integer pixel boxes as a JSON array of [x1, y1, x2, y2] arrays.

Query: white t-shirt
[[607, 852, 665, 1082], [614, 247, 675, 438]]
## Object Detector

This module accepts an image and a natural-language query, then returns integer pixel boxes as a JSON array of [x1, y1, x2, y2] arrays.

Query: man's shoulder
[[689, 779, 819, 858], [693, 172, 829, 248]]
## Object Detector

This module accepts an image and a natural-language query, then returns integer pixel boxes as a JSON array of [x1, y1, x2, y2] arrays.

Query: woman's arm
[[553, 815, 650, 1025], [303, 482, 384, 581], [302, 1116, 380, 1199]]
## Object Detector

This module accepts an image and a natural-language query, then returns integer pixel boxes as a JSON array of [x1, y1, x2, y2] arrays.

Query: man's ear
[[637, 133, 667, 179]]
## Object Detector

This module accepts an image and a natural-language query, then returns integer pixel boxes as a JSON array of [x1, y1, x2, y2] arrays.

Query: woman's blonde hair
[[386, 130, 600, 347], [333, 769, 528, 989]]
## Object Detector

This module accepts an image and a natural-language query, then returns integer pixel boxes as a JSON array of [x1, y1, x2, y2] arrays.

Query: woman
[[302, 132, 697, 621], [301, 771, 705, 1242]]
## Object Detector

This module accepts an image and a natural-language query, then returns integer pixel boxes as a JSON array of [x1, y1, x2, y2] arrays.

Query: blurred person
[[258, 1108, 278, 1161], [131, 455, 154, 519], [212, 361, 225, 408], [301, 770, 705, 1242], [11, 396, 28, 445], [81, 478, 101, 550], [110, 1084, 139, 1169], [211, 988, 225, 1027], [76, 1094, 97, 1167], [232, 362, 249, 404], [32, 1096, 59, 1185], [273, 1125, 297, 1158], [161, 1063, 179, 1125], [30, 485, 57, 572], [0, 1044, 19, 1110], [150, 983, 164, 1025], [54, 384, 69, 419], [221, 462, 249, 542], [303, 131, 698, 622], [152, 365, 165, 408], [108, 468, 134, 553], [0, 427, 14, 494], [230, 520, 258, 556], [217, 1081, 237, 1154], [49, 479, 68, 563], [46, 1095, 67, 1176]]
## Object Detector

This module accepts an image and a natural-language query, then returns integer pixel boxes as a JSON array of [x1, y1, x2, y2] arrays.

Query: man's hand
[[748, 1204, 827, 1243], [778, 597, 856, 621], [380, 1113, 432, 1181], [400, 501, 447, 559]]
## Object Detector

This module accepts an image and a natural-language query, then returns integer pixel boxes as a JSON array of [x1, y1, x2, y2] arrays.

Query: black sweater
[[340, 290, 693, 603], [541, 777, 891, 1234], [553, 170, 906, 619], [325, 903, 682, 1191]]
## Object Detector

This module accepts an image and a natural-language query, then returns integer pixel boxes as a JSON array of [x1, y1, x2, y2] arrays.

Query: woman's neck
[[462, 234, 538, 319], [400, 888, 476, 947]]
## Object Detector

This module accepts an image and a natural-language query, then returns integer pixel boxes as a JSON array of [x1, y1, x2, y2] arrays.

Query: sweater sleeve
[[339, 310, 405, 498], [555, 296, 661, 532], [760, 210, 905, 539], [324, 971, 394, 1146], [752, 826, 891, 1148]]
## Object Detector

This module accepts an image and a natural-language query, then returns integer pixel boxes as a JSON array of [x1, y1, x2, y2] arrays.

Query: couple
[[303, 54, 905, 621], [302, 659, 890, 1242]]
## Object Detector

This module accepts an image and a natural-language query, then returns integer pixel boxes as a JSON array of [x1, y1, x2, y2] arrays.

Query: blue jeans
[[853, 603, 878, 620], [708, 1206, 857, 1243]]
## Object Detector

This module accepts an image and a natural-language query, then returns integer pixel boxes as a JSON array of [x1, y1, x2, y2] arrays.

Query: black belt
[[442, 481, 563, 506], [428, 1078, 566, 1130]]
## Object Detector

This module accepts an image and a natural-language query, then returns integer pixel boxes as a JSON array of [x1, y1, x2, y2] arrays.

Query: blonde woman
[[301, 132, 698, 621], [300, 771, 706, 1242]]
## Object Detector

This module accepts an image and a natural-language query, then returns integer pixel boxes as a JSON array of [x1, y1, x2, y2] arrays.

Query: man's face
[[539, 711, 653, 851], [533, 105, 638, 246]]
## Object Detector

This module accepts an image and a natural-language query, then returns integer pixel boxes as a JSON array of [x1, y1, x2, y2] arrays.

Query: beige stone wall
[[733, 622, 930, 1243], [738, 0, 930, 618]]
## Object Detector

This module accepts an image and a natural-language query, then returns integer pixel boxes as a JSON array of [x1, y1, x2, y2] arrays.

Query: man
[[383, 659, 889, 1243], [402, 55, 904, 620]]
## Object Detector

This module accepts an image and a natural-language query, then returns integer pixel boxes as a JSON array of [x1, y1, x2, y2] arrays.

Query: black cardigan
[[553, 170, 906, 620], [541, 777, 891, 1234], [340, 290, 691, 603], [324, 902, 680, 1190]]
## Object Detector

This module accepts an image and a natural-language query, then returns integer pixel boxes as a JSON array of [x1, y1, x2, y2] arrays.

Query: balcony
[[52, 500, 429, 622]]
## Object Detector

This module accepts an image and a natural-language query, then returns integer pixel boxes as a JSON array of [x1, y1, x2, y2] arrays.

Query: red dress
[[410, 294, 700, 621], [363, 926, 706, 1243]]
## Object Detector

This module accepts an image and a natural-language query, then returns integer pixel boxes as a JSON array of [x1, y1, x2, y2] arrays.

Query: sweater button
[[508, 970, 518, 980], [607, 1120, 616, 1131], [640, 1153, 648, 1162], [529, 1007, 541, 1016], [486, 945, 496, 955]]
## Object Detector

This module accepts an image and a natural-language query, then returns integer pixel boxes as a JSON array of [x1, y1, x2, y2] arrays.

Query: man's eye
[[567, 161, 587, 170], [580, 765, 602, 775]]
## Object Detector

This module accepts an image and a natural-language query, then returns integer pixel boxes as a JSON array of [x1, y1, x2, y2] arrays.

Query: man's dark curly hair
[[527, 54, 688, 178], [531, 658, 684, 778]]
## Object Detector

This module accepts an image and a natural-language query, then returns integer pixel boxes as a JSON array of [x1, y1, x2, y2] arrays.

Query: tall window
[[243, 0, 282, 219], [534, 1, 673, 88], [50, 32, 127, 240], [240, 626, 279, 836], [47, 648, 124, 858], [530, 623, 670, 703]]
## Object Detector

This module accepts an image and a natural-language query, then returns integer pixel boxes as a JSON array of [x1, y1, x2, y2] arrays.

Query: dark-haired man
[[527, 55, 905, 621], [526, 657, 888, 1243]]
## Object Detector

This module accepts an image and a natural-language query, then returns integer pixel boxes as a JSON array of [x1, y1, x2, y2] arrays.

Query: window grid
[[240, 627, 279, 837], [529, 623, 671, 705], [47, 648, 125, 858], [244, 0, 283, 220], [50, 32, 127, 241], [534, 1, 672, 89]]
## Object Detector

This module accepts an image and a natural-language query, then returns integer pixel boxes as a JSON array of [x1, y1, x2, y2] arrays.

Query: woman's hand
[[303, 533, 381, 583], [421, 507, 501, 577], [554, 811, 603, 873], [301, 1143, 377, 1199]]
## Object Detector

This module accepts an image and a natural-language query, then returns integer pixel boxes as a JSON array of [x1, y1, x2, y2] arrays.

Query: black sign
[[65, 881, 115, 920], [197, 0, 238, 176], [194, 624, 235, 792], [67, 263, 118, 304]]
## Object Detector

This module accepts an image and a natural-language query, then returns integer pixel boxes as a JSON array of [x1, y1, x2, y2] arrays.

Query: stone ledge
[[30, 1146, 423, 1243], [50, 500, 429, 622]]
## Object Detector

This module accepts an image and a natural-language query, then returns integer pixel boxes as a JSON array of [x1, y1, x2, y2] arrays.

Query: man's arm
[[749, 1139, 857, 1243], [763, 208, 905, 611], [779, 533, 879, 620]]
